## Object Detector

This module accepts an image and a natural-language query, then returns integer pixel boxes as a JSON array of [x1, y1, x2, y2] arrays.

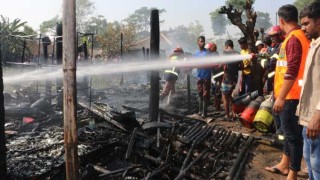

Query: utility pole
[[62, 0, 79, 179]]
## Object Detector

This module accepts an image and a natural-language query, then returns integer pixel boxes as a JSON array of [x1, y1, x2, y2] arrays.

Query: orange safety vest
[[274, 29, 310, 99]]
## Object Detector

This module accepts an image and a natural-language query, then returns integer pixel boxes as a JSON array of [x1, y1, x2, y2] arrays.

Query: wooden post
[[142, 47, 145, 59], [0, 48, 6, 180], [21, 38, 26, 63], [187, 74, 191, 113], [148, 9, 160, 122], [56, 23, 63, 93], [43, 42, 48, 62], [38, 34, 42, 64], [91, 34, 94, 61], [62, 0, 79, 179], [120, 32, 124, 85], [42, 37, 52, 105], [83, 41, 88, 60], [56, 23, 63, 64], [52, 38, 55, 64], [0, 22, 6, 178]]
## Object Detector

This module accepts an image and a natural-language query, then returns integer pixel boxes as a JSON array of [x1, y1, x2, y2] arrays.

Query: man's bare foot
[[286, 170, 298, 180]]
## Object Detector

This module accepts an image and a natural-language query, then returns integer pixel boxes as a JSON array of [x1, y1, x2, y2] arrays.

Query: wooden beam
[[62, 0, 79, 179]]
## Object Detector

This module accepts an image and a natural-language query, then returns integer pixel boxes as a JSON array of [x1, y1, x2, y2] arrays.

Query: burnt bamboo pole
[[142, 47, 145, 59], [37, 34, 42, 64], [119, 32, 124, 85], [52, 38, 55, 64], [56, 23, 63, 64], [0, 36, 6, 178], [83, 41, 88, 59], [21, 38, 26, 63], [43, 39, 52, 104], [91, 34, 94, 61], [187, 74, 191, 113], [62, 0, 79, 179], [56, 23, 63, 92], [149, 9, 160, 122], [226, 136, 254, 180], [36, 34, 42, 93]]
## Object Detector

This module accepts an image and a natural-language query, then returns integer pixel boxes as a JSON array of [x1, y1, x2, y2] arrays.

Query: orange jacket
[[274, 29, 310, 100]]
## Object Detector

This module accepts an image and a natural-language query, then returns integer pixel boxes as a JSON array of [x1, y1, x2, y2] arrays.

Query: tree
[[23, 25, 37, 35], [209, 0, 272, 41], [0, 16, 30, 63], [218, 0, 257, 52], [188, 21, 205, 42], [124, 7, 166, 38], [39, 0, 95, 33], [164, 21, 205, 52], [22, 25, 39, 59], [85, 15, 108, 35], [39, 16, 61, 34], [96, 21, 136, 59], [294, 0, 317, 12], [76, 0, 95, 32], [227, 0, 255, 9], [255, 11, 272, 32]]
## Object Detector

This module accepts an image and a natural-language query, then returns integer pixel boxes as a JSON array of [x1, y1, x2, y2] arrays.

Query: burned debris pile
[[92, 110, 254, 179], [5, 101, 254, 179], [3, 82, 254, 179]]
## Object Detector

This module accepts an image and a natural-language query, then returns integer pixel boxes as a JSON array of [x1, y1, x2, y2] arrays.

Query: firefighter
[[160, 47, 184, 99]]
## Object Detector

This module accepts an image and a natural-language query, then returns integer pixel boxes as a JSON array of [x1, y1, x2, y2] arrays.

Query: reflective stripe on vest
[[164, 69, 179, 76], [276, 60, 287, 67], [165, 56, 179, 77], [274, 29, 310, 99]]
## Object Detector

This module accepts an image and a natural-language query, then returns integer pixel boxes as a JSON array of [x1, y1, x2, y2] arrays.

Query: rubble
[[3, 82, 254, 179]]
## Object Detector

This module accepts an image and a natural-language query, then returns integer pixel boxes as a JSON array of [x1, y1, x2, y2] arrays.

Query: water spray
[[3, 54, 251, 84]]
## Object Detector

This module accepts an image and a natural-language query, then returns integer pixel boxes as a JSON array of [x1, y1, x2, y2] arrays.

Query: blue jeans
[[303, 127, 320, 180], [280, 100, 303, 171]]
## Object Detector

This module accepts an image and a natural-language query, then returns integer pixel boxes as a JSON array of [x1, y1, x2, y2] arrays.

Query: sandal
[[265, 166, 288, 176]]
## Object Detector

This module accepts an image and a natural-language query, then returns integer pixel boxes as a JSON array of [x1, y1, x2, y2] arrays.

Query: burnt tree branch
[[218, 0, 257, 53]]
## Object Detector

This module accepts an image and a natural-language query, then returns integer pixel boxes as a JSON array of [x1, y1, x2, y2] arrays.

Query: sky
[[0, 0, 295, 38]]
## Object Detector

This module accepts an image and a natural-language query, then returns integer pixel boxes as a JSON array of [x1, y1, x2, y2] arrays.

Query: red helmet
[[268, 25, 282, 36], [173, 47, 184, 53], [205, 42, 217, 52]]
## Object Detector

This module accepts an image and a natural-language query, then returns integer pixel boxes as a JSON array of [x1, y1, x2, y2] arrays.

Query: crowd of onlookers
[[160, 2, 320, 180]]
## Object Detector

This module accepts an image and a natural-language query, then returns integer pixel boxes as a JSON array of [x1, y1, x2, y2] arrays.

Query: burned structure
[[0, 4, 260, 180]]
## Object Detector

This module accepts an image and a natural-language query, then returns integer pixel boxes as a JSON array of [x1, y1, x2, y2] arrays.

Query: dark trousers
[[273, 113, 283, 134], [240, 74, 253, 95], [197, 79, 211, 100], [280, 100, 303, 171]]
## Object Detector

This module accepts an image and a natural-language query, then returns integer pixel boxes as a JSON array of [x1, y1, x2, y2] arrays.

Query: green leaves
[[0, 15, 35, 63], [294, 0, 317, 13], [39, 16, 61, 34]]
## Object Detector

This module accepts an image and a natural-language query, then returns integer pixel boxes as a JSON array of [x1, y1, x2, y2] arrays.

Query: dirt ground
[[187, 107, 309, 180]]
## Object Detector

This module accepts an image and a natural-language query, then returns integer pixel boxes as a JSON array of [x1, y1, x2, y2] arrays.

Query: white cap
[[255, 40, 264, 46]]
